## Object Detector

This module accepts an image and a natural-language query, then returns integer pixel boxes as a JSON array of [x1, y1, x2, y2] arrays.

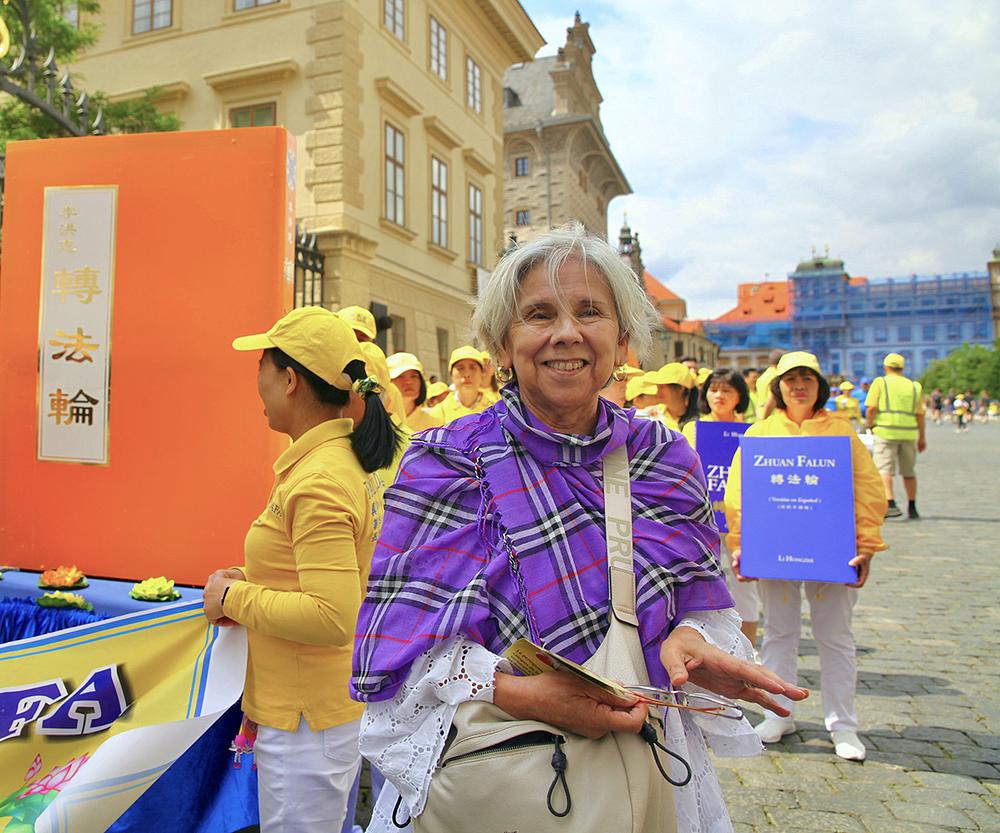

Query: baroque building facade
[[68, 0, 542, 379], [501, 13, 628, 243], [705, 247, 999, 379]]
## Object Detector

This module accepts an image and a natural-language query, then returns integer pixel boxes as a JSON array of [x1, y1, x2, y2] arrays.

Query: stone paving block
[[862, 822, 956, 833], [865, 750, 932, 771], [868, 736, 946, 757], [903, 726, 973, 744], [938, 742, 1000, 764], [736, 769, 836, 794], [765, 808, 868, 832], [888, 801, 975, 828], [927, 756, 1000, 779], [964, 807, 1000, 830], [793, 792, 892, 818], [773, 757, 844, 780], [726, 802, 770, 828], [891, 785, 994, 811], [907, 769, 990, 794], [731, 823, 756, 833]]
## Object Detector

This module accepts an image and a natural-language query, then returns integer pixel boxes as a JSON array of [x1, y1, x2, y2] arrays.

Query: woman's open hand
[[660, 626, 808, 717], [493, 670, 648, 739]]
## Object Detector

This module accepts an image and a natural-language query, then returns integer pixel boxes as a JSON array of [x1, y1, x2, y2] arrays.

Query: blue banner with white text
[[693, 420, 749, 533]]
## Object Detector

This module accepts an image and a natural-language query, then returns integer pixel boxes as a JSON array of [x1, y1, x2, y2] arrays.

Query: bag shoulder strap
[[602, 444, 638, 627]]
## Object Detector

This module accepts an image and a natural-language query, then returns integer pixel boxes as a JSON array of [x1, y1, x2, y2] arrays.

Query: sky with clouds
[[518, 0, 1000, 319]]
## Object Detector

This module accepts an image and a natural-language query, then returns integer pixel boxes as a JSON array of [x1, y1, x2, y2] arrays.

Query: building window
[[390, 314, 407, 353], [229, 102, 276, 128], [974, 319, 989, 339], [922, 324, 936, 341], [946, 321, 961, 340], [851, 327, 864, 342], [897, 325, 911, 342], [515, 209, 530, 226], [132, 0, 172, 34], [429, 16, 447, 80], [383, 0, 404, 41], [851, 352, 866, 376], [436, 327, 450, 380], [466, 56, 482, 113], [235, 0, 280, 9], [514, 156, 529, 177], [62, 2, 80, 26], [922, 350, 938, 365], [874, 326, 888, 343], [431, 156, 448, 248], [385, 123, 405, 225], [468, 183, 483, 265]]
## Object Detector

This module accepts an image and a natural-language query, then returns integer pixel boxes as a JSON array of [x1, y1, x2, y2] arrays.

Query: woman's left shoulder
[[626, 414, 697, 465]]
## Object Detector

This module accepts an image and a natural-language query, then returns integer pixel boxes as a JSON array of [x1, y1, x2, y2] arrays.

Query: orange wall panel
[[0, 128, 296, 585]]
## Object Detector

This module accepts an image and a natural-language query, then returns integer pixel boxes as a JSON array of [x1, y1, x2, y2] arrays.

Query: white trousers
[[722, 542, 760, 624], [759, 580, 859, 732], [255, 716, 362, 833]]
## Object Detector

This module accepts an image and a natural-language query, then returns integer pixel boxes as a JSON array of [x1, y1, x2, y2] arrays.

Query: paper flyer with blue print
[[693, 421, 750, 533], [739, 435, 858, 583]]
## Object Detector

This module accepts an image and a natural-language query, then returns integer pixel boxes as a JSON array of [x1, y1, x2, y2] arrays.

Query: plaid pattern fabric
[[351, 387, 733, 702]]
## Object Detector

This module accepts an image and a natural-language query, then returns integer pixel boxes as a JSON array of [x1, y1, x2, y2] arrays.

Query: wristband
[[220, 583, 233, 610]]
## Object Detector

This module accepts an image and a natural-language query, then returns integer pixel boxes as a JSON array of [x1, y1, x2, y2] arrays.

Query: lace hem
[[359, 635, 506, 819]]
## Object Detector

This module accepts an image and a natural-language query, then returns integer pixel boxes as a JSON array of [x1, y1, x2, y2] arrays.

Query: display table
[[0, 569, 205, 614]]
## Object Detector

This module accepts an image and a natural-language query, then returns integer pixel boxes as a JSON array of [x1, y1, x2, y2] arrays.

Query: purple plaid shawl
[[351, 386, 733, 701]]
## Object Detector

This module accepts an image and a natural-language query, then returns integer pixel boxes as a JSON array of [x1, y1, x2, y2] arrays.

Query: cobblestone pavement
[[713, 422, 1000, 832]]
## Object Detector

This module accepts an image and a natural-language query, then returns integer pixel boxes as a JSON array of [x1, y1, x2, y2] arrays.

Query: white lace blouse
[[360, 608, 761, 833]]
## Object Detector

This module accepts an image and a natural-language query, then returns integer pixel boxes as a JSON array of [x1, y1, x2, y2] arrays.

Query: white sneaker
[[831, 730, 866, 761], [754, 718, 795, 744]]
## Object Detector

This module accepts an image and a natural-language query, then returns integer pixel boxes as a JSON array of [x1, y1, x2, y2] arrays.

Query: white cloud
[[521, 0, 1000, 318]]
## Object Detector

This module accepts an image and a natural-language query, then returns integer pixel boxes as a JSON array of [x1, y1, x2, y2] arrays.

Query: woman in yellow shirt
[[682, 369, 759, 645], [203, 307, 403, 832], [723, 352, 886, 762], [428, 345, 496, 424], [387, 351, 444, 433]]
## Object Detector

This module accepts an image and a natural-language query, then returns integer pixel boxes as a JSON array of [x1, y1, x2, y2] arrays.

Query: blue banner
[[739, 435, 858, 583], [693, 421, 749, 532]]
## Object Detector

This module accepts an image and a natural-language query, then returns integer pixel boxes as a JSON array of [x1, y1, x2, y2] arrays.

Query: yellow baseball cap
[[337, 305, 377, 341], [644, 362, 696, 389], [232, 306, 364, 391], [775, 351, 823, 377], [839, 380, 855, 392], [883, 352, 905, 369], [626, 377, 658, 401], [696, 367, 712, 386], [449, 345, 485, 370], [359, 342, 391, 389], [619, 364, 645, 380], [426, 381, 449, 399], [387, 352, 424, 380]]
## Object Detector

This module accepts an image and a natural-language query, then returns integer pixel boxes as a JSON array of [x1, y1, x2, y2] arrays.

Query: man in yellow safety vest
[[865, 353, 927, 519]]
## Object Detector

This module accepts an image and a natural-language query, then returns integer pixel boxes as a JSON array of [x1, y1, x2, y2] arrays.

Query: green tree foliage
[[920, 340, 1000, 396], [0, 0, 179, 155]]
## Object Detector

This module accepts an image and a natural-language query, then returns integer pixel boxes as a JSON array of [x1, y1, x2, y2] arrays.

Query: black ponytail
[[268, 350, 404, 473]]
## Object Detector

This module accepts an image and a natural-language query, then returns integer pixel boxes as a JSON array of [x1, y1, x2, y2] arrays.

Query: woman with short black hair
[[724, 351, 886, 762]]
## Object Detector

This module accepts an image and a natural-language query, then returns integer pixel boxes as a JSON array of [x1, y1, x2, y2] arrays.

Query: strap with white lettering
[[602, 444, 639, 626]]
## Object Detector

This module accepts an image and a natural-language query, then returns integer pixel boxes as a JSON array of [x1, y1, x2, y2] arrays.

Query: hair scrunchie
[[352, 376, 383, 397]]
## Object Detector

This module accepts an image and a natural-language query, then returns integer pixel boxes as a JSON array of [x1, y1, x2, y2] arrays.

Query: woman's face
[[257, 350, 291, 432], [706, 381, 740, 417], [779, 369, 819, 411], [451, 360, 485, 394], [392, 369, 422, 402], [658, 383, 689, 419], [498, 258, 627, 433]]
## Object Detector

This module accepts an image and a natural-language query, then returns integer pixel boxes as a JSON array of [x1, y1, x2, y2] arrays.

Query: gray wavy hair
[[471, 223, 658, 363]]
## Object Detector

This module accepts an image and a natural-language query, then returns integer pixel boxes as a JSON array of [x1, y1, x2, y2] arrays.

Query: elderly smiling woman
[[351, 226, 805, 833]]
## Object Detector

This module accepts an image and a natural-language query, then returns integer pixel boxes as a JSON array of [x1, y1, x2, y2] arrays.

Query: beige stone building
[[501, 13, 628, 243], [989, 243, 1000, 340], [69, 0, 542, 379]]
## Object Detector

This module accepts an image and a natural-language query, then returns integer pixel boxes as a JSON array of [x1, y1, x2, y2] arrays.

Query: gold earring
[[496, 366, 514, 384], [612, 364, 628, 382]]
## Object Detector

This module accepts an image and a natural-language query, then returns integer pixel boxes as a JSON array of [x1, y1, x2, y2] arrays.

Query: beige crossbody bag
[[401, 445, 688, 833]]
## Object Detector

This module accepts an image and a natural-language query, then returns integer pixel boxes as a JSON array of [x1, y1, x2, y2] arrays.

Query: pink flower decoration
[[19, 753, 90, 797], [24, 754, 43, 782]]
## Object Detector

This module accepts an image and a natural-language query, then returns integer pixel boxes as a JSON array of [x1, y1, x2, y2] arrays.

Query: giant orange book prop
[[0, 128, 296, 585]]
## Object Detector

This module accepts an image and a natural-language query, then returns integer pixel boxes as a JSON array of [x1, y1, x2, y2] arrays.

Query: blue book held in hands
[[739, 435, 858, 583], [693, 420, 750, 533]]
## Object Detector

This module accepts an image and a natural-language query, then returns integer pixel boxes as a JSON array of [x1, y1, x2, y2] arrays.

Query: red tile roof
[[643, 271, 682, 302], [713, 281, 791, 323]]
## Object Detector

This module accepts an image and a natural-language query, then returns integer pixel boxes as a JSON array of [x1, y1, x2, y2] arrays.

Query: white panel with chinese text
[[37, 186, 118, 464]]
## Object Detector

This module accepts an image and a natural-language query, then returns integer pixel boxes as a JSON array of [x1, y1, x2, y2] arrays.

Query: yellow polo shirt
[[224, 418, 386, 732], [405, 405, 444, 433], [428, 390, 494, 425]]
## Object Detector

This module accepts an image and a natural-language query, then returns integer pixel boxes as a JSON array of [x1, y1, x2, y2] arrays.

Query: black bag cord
[[640, 721, 693, 787], [545, 735, 571, 817], [392, 793, 410, 828]]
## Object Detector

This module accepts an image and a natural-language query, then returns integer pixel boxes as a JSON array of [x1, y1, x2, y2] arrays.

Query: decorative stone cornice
[[374, 77, 422, 117], [108, 81, 190, 105], [203, 58, 298, 92], [423, 116, 461, 149], [462, 147, 493, 176]]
